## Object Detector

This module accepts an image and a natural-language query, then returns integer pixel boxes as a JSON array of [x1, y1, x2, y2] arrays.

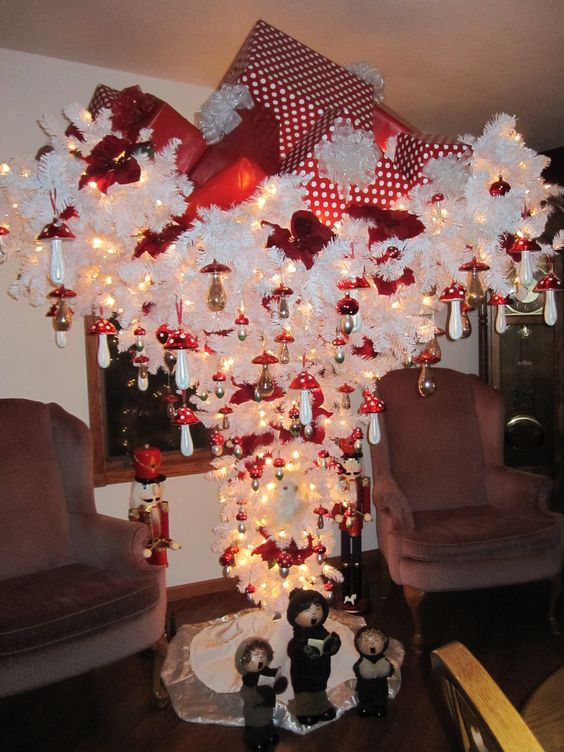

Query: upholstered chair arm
[[69, 512, 154, 574], [485, 465, 553, 515], [373, 475, 415, 533]]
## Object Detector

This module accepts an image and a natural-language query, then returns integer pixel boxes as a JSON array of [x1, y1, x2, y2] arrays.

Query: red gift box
[[180, 157, 267, 226], [280, 110, 411, 225], [394, 131, 472, 190], [373, 103, 414, 152], [190, 103, 279, 186], [221, 20, 374, 160], [88, 84, 207, 175]]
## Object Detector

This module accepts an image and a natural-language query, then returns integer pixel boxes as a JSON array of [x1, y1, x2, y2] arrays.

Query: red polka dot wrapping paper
[[394, 132, 473, 190], [221, 20, 374, 160], [280, 110, 411, 226], [88, 84, 117, 116]]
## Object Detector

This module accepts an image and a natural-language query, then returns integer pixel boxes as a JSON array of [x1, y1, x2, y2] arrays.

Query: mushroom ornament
[[200, 259, 231, 312], [164, 328, 198, 391], [337, 383, 355, 410], [332, 333, 347, 364], [252, 351, 279, 399], [133, 354, 150, 391], [289, 369, 320, 431], [272, 282, 293, 319], [274, 329, 294, 364], [235, 310, 249, 341], [47, 285, 76, 348], [358, 390, 386, 445], [336, 293, 360, 336], [534, 271, 563, 326], [37, 218, 75, 286], [88, 316, 117, 368], [509, 236, 541, 289], [172, 404, 200, 457], [413, 349, 440, 398], [133, 325, 146, 352], [338, 276, 370, 332], [488, 293, 510, 334], [459, 257, 490, 308], [439, 282, 466, 341]]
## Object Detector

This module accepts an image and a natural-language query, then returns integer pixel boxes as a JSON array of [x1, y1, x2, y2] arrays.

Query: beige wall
[[0, 48, 478, 587]]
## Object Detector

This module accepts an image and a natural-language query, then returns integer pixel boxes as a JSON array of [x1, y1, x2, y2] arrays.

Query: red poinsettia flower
[[79, 135, 141, 193], [347, 203, 425, 242], [372, 267, 415, 296], [110, 86, 160, 142], [263, 210, 335, 270], [133, 223, 183, 259], [352, 336, 379, 360]]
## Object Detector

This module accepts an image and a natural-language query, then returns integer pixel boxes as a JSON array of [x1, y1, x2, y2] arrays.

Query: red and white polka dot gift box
[[221, 20, 374, 160], [280, 110, 411, 226], [394, 132, 472, 190]]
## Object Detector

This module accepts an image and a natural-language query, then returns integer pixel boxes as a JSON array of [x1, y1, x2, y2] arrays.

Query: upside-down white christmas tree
[[1, 50, 563, 616]]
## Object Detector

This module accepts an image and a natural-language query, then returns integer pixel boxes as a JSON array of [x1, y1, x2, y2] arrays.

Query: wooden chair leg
[[403, 585, 426, 653], [152, 633, 169, 708], [549, 572, 562, 636]]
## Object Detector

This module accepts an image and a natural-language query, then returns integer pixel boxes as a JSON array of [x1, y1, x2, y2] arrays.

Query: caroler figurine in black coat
[[235, 637, 288, 751], [286, 588, 341, 726], [353, 626, 394, 718]]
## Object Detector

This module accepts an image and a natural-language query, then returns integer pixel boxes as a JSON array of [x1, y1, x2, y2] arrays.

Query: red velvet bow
[[263, 210, 335, 270], [79, 135, 141, 193], [133, 223, 183, 259], [110, 86, 160, 142]]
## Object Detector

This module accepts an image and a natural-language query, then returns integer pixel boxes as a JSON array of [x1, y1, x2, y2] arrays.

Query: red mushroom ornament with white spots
[[534, 271, 563, 326], [359, 390, 386, 445], [488, 293, 510, 334], [172, 405, 200, 457], [509, 236, 541, 289], [439, 282, 466, 341], [37, 218, 75, 286], [88, 316, 117, 368], [289, 369, 320, 430], [164, 328, 198, 391]]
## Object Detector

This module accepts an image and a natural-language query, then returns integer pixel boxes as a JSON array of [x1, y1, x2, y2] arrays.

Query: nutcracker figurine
[[331, 434, 372, 613], [129, 445, 181, 566]]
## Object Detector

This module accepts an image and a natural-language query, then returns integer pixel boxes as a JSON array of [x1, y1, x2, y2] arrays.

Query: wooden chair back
[[431, 642, 544, 752]]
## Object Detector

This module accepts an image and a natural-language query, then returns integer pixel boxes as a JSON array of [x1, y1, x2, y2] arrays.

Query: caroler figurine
[[286, 588, 341, 726], [235, 636, 288, 752], [353, 626, 394, 718], [129, 445, 181, 566], [331, 433, 372, 613]]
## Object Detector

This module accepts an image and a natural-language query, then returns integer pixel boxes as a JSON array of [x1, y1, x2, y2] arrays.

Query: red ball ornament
[[489, 176, 511, 197]]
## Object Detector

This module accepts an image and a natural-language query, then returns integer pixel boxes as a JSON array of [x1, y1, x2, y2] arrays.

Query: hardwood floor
[[1, 559, 563, 752]]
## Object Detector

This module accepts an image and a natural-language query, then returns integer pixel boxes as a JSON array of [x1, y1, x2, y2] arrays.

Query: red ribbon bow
[[110, 86, 160, 142], [79, 135, 141, 194]]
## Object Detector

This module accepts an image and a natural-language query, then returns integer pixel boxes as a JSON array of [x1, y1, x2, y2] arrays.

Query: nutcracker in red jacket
[[331, 437, 372, 613], [129, 445, 181, 566]]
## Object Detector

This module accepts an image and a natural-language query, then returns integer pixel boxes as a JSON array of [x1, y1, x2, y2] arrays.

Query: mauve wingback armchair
[[371, 368, 563, 651], [0, 398, 168, 703]]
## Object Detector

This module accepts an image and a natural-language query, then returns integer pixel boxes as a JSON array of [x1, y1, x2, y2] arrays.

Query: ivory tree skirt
[[162, 608, 404, 734]]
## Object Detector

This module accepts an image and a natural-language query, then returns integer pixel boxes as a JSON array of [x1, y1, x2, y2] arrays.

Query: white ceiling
[[1, 0, 563, 151]]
